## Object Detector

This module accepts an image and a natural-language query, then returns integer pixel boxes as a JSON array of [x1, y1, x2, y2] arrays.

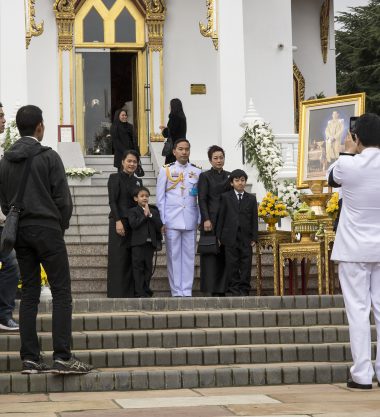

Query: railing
[[274, 134, 299, 180]]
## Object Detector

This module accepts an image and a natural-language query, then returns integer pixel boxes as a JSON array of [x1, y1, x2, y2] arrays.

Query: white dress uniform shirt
[[328, 148, 380, 262], [156, 161, 201, 230]]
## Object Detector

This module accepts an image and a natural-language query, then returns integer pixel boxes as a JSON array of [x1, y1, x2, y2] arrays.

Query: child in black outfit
[[216, 169, 258, 296], [128, 186, 163, 297]]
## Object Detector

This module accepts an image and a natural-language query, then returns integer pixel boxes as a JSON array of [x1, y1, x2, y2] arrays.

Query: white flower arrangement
[[1, 119, 19, 152], [65, 167, 100, 179], [239, 120, 283, 193], [277, 180, 302, 216]]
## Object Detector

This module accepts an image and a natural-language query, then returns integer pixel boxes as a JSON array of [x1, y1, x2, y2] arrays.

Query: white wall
[[0, 0, 28, 118], [163, 0, 219, 163], [292, 0, 337, 100], [243, 0, 294, 134], [26, 0, 59, 150]]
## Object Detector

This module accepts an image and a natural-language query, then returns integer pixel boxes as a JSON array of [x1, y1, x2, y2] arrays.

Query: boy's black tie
[[238, 193, 242, 207]]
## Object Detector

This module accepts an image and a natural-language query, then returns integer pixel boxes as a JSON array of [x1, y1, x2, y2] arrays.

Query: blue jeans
[[0, 241, 20, 321]]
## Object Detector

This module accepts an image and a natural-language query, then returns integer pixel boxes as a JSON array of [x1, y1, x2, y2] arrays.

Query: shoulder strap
[[13, 148, 44, 210]]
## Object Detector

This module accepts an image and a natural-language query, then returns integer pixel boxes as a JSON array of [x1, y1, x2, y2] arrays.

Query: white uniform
[[328, 148, 380, 385], [156, 161, 201, 296]]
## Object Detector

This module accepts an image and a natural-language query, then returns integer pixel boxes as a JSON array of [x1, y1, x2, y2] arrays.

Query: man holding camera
[[327, 113, 380, 389]]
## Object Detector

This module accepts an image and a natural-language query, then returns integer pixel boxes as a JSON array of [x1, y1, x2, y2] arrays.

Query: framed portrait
[[58, 125, 75, 143], [297, 93, 366, 189]]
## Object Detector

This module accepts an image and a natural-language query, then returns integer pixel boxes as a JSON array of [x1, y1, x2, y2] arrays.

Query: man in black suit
[[128, 186, 163, 297], [216, 169, 258, 296]]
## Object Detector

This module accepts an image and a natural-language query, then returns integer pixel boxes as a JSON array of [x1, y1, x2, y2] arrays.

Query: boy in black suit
[[216, 169, 258, 296], [128, 187, 163, 297]]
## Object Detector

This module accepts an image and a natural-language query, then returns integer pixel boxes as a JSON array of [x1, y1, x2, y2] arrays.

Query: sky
[[334, 0, 370, 15]]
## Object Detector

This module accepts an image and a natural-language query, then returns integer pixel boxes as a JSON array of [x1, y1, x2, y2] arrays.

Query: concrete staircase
[[0, 295, 361, 393]]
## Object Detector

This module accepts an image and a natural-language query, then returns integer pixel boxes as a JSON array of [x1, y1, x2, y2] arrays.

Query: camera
[[350, 116, 359, 141]]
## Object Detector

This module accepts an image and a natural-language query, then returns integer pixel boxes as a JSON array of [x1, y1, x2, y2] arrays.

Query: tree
[[335, 0, 380, 114]]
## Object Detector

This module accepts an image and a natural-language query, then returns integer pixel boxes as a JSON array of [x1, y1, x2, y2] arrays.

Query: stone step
[[71, 193, 156, 206], [91, 176, 157, 187], [85, 155, 151, 165], [25, 296, 344, 314], [29, 308, 353, 332], [1, 324, 366, 352], [69, 215, 108, 226], [1, 341, 364, 372], [64, 235, 109, 244], [0, 362, 352, 393], [66, 225, 109, 236]]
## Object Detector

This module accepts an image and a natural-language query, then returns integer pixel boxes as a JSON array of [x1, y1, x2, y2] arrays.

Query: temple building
[[0, 0, 337, 174]]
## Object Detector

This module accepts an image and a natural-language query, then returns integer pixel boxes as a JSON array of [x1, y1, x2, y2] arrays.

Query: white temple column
[[0, 0, 28, 114], [217, 0, 246, 171]]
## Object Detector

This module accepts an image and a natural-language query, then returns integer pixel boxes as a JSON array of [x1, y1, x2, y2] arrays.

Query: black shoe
[[51, 357, 94, 375], [0, 318, 19, 331], [347, 379, 372, 389], [22, 359, 51, 374]]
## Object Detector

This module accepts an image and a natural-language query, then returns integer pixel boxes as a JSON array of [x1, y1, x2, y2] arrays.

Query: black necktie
[[238, 193, 242, 206]]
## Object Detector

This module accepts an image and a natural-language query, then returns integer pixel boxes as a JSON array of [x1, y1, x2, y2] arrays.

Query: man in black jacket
[[0, 105, 92, 374], [216, 169, 258, 296]]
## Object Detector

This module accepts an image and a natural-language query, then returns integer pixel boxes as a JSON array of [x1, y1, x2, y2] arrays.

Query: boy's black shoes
[[347, 379, 372, 389], [21, 359, 51, 374], [51, 357, 94, 374]]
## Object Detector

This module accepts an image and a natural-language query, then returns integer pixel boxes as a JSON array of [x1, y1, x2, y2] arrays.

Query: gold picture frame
[[297, 92, 366, 189]]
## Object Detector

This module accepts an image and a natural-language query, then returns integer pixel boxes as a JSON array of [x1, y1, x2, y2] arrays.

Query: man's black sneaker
[[21, 359, 51, 374], [0, 318, 19, 331], [51, 357, 94, 374]]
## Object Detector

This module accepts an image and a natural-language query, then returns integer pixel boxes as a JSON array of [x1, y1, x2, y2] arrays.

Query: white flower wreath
[[65, 167, 100, 179], [277, 180, 302, 216], [239, 120, 283, 193]]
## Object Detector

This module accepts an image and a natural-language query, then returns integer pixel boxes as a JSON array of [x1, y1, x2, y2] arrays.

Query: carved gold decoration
[[54, 0, 75, 51], [150, 132, 164, 142], [199, 0, 218, 51], [279, 241, 324, 296], [293, 62, 305, 133], [320, 0, 330, 64], [256, 231, 291, 296], [146, 0, 166, 51], [323, 228, 336, 294], [25, 0, 44, 49]]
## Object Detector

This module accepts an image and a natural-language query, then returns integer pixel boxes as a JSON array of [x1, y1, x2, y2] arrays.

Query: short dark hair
[[355, 113, 380, 147], [122, 149, 140, 163], [207, 145, 225, 160], [173, 138, 190, 149], [229, 169, 248, 181], [133, 186, 150, 198], [16, 105, 43, 137]]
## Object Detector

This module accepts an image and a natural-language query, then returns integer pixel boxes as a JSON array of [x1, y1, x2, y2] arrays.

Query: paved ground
[[1, 384, 380, 417]]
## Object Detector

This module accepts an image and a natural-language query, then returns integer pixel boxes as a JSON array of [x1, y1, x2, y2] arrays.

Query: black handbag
[[135, 162, 145, 177], [161, 138, 173, 157], [0, 151, 39, 257], [197, 234, 219, 255]]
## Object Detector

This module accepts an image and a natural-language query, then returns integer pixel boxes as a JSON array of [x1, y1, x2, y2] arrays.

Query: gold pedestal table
[[256, 230, 292, 296], [279, 241, 324, 296]]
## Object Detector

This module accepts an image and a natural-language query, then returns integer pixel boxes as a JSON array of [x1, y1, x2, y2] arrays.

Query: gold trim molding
[[199, 0, 218, 51], [150, 132, 164, 142], [146, 0, 166, 52], [293, 62, 305, 133], [54, 0, 75, 51], [320, 0, 330, 64], [25, 0, 44, 49]]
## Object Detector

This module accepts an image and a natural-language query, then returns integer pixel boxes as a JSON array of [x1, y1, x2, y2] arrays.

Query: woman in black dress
[[160, 98, 187, 165], [111, 109, 139, 170], [107, 149, 143, 297], [198, 146, 230, 296]]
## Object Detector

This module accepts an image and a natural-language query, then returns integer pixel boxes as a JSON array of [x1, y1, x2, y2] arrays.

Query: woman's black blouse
[[108, 172, 143, 221], [198, 168, 231, 226], [162, 114, 187, 142]]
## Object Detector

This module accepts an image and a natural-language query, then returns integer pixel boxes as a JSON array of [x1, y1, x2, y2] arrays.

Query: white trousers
[[165, 229, 196, 297], [339, 262, 380, 384]]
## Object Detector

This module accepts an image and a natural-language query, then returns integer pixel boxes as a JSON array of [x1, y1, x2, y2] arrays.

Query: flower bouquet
[[326, 192, 339, 220], [258, 192, 288, 232], [277, 180, 302, 219]]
